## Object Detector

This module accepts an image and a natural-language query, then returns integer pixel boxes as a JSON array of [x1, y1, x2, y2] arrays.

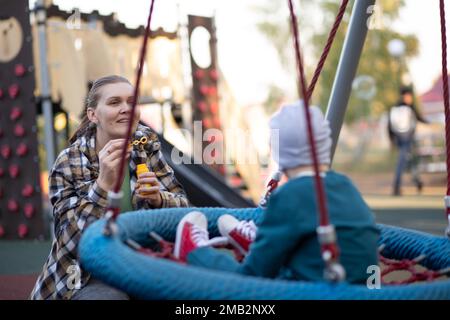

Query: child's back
[[243, 171, 379, 283], [177, 100, 380, 285]]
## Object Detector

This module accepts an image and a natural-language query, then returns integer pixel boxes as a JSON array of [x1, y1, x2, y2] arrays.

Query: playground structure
[[1, 0, 276, 241], [78, 0, 450, 299]]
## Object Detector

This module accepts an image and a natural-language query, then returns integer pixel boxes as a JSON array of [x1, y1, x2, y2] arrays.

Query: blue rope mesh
[[79, 207, 450, 300]]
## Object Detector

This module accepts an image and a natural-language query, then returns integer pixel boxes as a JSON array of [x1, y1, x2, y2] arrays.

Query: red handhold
[[8, 84, 20, 99], [0, 187, 3, 198], [194, 69, 205, 79], [197, 101, 207, 113], [8, 199, 19, 212], [202, 118, 212, 128], [14, 124, 26, 137], [213, 116, 221, 128], [22, 184, 34, 197], [1, 145, 11, 159], [208, 86, 217, 96], [24, 204, 35, 219], [0, 88, 3, 99], [10, 107, 22, 121], [18, 224, 28, 238], [0, 167, 4, 177], [9, 164, 20, 178], [0, 225, 4, 238], [199, 85, 209, 96], [210, 69, 218, 81], [15, 64, 26, 77], [16, 143, 28, 157], [210, 102, 219, 114]]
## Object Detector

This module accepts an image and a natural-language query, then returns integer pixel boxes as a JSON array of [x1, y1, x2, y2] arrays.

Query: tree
[[254, 0, 419, 123]]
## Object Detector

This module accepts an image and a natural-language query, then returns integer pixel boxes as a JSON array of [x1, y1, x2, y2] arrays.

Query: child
[[174, 101, 379, 284]]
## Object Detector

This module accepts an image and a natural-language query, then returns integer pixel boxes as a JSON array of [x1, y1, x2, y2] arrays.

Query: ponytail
[[69, 113, 90, 144]]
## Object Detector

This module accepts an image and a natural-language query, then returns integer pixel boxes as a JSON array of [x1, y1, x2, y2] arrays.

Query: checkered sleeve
[[49, 151, 109, 253], [135, 149, 189, 209], [157, 152, 190, 208]]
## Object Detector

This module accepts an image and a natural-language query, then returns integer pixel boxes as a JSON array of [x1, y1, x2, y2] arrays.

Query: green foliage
[[264, 85, 286, 114], [254, 0, 419, 123]]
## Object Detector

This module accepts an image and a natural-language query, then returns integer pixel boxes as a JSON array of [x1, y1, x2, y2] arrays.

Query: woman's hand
[[97, 139, 132, 191], [135, 171, 163, 208]]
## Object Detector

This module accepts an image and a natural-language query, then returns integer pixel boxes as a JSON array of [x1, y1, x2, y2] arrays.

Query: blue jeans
[[393, 137, 413, 194], [188, 247, 294, 280], [71, 278, 129, 300], [188, 247, 241, 273]]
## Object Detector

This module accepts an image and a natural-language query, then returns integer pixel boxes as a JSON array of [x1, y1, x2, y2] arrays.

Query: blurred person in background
[[388, 86, 428, 196]]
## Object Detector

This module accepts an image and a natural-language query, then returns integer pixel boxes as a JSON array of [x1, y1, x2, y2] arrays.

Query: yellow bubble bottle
[[136, 163, 152, 191], [136, 163, 150, 176]]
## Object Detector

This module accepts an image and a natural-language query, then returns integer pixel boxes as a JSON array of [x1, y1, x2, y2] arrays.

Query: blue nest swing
[[79, 207, 450, 299], [79, 0, 450, 300]]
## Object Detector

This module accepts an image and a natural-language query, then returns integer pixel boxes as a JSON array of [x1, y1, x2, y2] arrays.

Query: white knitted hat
[[269, 100, 332, 170]]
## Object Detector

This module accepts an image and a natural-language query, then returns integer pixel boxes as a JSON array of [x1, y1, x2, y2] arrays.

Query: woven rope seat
[[79, 207, 450, 300]]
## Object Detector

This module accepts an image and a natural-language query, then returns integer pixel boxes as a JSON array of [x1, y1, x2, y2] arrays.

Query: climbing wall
[[188, 15, 225, 176], [0, 0, 45, 239]]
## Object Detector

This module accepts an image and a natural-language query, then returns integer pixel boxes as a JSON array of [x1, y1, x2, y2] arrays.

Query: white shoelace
[[235, 220, 257, 241], [191, 224, 229, 247], [191, 220, 257, 248], [191, 224, 209, 247]]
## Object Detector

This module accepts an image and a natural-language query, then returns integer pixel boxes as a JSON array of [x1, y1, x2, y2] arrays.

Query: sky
[[393, 1, 447, 94], [43, 0, 450, 105]]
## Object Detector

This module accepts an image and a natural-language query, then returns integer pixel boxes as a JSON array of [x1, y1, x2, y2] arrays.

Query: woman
[[174, 101, 379, 284], [31, 75, 189, 300]]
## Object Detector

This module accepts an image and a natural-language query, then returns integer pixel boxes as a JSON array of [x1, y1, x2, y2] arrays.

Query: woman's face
[[89, 82, 141, 140]]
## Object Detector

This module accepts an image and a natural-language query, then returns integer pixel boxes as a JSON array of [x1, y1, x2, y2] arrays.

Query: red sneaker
[[218, 214, 257, 255], [174, 211, 209, 261]]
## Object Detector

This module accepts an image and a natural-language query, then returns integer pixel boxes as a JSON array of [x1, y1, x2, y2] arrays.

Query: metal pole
[[325, 0, 376, 163], [35, 0, 56, 171]]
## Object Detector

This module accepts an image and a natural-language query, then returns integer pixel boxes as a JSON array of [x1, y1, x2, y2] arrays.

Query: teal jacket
[[238, 171, 380, 284]]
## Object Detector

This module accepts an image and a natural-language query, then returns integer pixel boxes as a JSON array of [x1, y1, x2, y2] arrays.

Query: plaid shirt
[[30, 123, 189, 300]]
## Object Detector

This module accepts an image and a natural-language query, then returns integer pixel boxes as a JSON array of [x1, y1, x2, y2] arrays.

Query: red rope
[[111, 0, 156, 220], [307, 0, 349, 100], [287, 0, 330, 227], [133, 237, 448, 284], [439, 2, 450, 237], [263, 0, 347, 204], [287, 0, 343, 278], [440, 0, 450, 196], [106, 0, 345, 223], [380, 255, 447, 285], [439, 1, 450, 223]]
